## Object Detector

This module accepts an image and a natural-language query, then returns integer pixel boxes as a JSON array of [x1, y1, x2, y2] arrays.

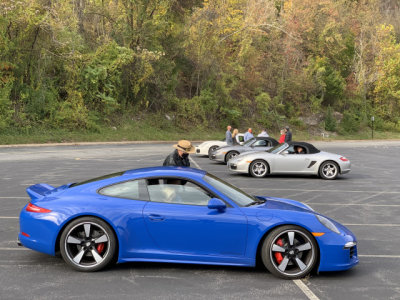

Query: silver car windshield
[[243, 138, 256, 146], [267, 143, 288, 154], [203, 173, 256, 206]]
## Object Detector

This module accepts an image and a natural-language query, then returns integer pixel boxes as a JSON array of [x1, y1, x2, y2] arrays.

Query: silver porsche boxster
[[227, 142, 351, 180], [209, 137, 279, 163]]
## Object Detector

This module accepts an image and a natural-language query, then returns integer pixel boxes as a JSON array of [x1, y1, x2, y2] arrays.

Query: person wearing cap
[[284, 126, 292, 142], [163, 140, 195, 167]]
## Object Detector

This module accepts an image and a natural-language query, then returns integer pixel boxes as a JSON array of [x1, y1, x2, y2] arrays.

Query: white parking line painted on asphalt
[[0, 216, 18, 219], [307, 203, 400, 207], [246, 188, 400, 194], [293, 279, 320, 300], [0, 247, 30, 251], [189, 157, 202, 170], [343, 223, 400, 227], [358, 255, 400, 258]]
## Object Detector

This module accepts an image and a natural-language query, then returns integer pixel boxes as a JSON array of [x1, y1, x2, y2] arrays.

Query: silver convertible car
[[228, 142, 351, 180], [210, 137, 279, 163]]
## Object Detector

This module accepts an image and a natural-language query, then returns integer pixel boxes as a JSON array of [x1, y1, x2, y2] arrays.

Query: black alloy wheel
[[60, 217, 117, 272], [261, 225, 318, 279]]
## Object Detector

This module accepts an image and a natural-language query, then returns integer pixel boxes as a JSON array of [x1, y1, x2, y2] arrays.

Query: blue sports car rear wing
[[26, 183, 56, 200]]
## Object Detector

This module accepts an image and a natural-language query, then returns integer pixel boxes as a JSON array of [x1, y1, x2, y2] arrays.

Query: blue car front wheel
[[261, 225, 318, 279], [60, 217, 117, 272]]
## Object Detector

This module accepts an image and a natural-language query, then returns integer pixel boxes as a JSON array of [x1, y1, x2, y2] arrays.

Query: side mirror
[[208, 198, 226, 211], [281, 150, 289, 155]]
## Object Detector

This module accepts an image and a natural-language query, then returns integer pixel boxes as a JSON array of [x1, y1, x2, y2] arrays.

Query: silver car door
[[272, 146, 311, 173]]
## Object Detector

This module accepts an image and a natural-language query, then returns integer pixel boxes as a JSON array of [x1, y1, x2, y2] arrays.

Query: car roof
[[287, 142, 320, 154], [123, 166, 207, 178]]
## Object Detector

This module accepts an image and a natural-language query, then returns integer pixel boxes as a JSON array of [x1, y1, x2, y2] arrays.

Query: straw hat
[[173, 140, 195, 154]]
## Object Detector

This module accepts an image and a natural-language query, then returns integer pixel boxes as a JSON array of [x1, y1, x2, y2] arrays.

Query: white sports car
[[195, 134, 245, 156], [228, 142, 351, 180]]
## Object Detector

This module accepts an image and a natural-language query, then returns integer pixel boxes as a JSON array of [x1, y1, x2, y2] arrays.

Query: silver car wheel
[[320, 161, 339, 180], [262, 226, 317, 279], [225, 151, 239, 163], [250, 160, 268, 177]]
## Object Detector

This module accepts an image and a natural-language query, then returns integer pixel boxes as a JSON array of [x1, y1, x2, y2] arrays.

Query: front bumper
[[195, 146, 208, 156], [228, 161, 250, 174], [209, 152, 225, 162], [317, 230, 359, 272]]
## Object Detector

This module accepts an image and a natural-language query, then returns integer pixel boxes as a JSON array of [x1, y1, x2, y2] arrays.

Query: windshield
[[267, 143, 288, 154], [203, 173, 256, 207], [243, 138, 256, 147]]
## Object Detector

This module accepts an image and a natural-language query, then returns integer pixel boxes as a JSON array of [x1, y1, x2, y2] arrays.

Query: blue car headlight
[[316, 215, 340, 234]]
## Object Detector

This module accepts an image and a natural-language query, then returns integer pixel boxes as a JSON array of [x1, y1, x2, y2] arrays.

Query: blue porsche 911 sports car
[[18, 167, 358, 279]]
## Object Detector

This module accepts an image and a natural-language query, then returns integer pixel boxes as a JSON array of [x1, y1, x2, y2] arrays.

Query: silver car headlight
[[316, 215, 340, 234]]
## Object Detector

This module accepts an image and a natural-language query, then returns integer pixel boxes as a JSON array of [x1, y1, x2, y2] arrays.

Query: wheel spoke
[[94, 234, 108, 244], [295, 257, 307, 271], [67, 236, 82, 245], [73, 249, 86, 264], [288, 231, 295, 246], [278, 256, 290, 271], [91, 249, 103, 264], [84, 223, 91, 238], [296, 242, 311, 252], [272, 244, 286, 253]]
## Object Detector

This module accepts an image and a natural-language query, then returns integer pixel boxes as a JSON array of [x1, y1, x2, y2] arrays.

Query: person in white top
[[258, 129, 269, 137]]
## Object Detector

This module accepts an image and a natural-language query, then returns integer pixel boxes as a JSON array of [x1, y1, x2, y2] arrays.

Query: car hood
[[255, 196, 314, 213]]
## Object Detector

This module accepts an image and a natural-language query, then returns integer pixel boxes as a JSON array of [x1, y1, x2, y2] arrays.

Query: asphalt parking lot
[[1, 141, 400, 300]]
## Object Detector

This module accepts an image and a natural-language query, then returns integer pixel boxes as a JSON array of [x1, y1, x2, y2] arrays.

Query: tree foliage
[[1, 0, 400, 132]]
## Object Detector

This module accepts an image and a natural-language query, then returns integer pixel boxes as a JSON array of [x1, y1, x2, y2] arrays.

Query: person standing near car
[[244, 128, 254, 141], [284, 126, 292, 142], [163, 140, 195, 167], [279, 129, 286, 143], [258, 128, 269, 137], [226, 125, 233, 145], [232, 128, 239, 145]]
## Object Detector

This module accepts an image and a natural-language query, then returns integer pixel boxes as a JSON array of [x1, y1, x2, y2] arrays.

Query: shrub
[[325, 105, 337, 131]]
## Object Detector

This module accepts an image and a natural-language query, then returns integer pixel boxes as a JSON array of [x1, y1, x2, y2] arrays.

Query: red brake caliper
[[274, 238, 284, 264], [96, 243, 105, 254]]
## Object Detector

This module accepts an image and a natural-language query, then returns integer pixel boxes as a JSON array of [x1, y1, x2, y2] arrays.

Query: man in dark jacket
[[163, 140, 195, 167], [284, 126, 292, 142]]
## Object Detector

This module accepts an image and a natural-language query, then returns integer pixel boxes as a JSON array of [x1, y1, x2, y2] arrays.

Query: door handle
[[148, 214, 165, 221]]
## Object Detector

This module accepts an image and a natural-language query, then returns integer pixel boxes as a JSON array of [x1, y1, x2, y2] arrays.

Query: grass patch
[[1, 116, 400, 145]]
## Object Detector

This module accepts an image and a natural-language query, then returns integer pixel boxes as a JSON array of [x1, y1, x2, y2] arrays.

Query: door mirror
[[281, 150, 289, 155], [208, 198, 226, 211]]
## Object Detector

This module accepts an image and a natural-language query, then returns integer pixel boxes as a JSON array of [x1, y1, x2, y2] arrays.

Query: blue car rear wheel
[[60, 217, 117, 272]]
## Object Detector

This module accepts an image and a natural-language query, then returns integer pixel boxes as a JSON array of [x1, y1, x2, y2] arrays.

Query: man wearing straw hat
[[163, 140, 196, 167]]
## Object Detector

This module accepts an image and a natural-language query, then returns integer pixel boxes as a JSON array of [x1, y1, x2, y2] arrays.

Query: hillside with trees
[[1, 0, 400, 139]]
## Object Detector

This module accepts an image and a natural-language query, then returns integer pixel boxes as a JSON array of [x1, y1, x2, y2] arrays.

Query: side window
[[253, 140, 267, 147], [238, 135, 244, 143], [287, 145, 295, 154], [99, 179, 149, 200], [146, 178, 212, 206]]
